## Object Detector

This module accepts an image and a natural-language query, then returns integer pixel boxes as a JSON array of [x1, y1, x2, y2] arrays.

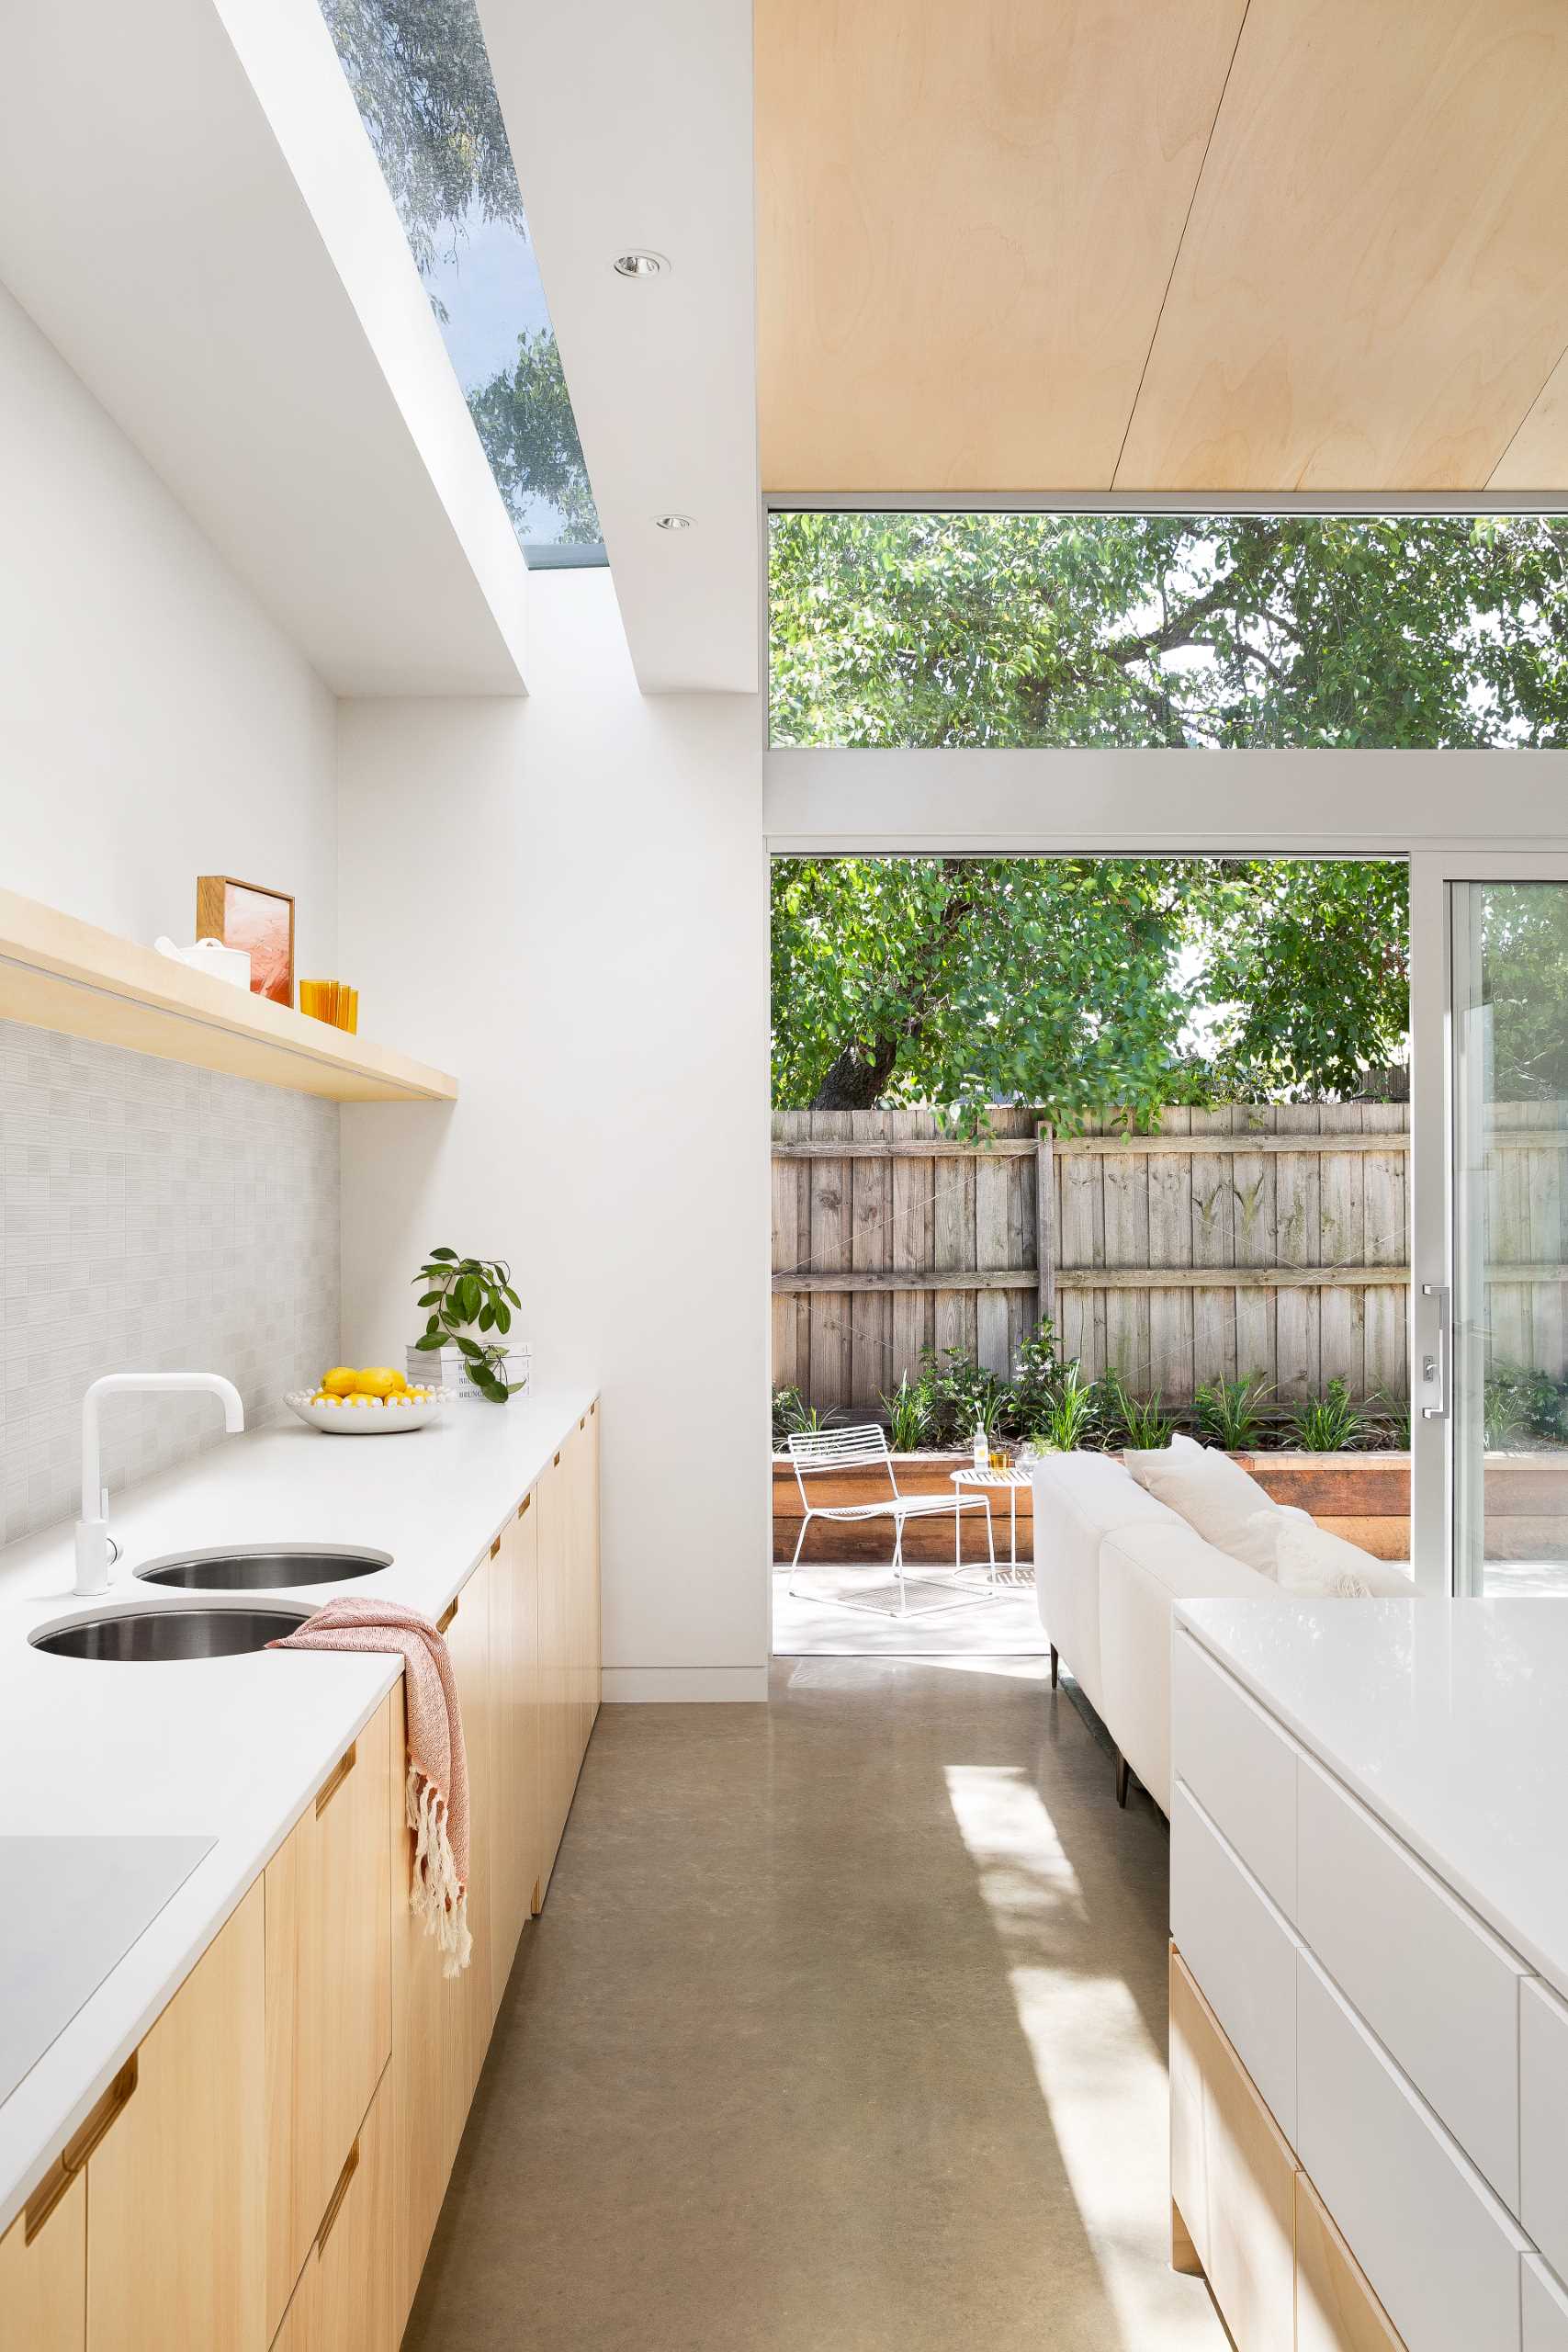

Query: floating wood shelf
[[0, 889, 457, 1104]]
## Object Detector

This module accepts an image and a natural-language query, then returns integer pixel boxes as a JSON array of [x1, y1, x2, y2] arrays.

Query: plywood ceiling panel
[[1113, 0, 1568, 490], [1490, 343, 1568, 489], [755, 0, 1249, 492]]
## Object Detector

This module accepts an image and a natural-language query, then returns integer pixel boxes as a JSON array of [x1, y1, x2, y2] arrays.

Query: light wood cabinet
[[1169, 1945, 1295, 2352], [570, 1402, 602, 1752], [386, 1544, 498, 2335], [536, 1439, 574, 1894], [1296, 2170, 1406, 2352], [265, 1694, 392, 2336], [86, 1881, 266, 2352], [5, 1402, 601, 2352], [491, 1491, 542, 2002], [0, 2170, 85, 2351], [387, 1667, 466, 2334], [267, 2067, 395, 2352], [444, 1553, 494, 2100]]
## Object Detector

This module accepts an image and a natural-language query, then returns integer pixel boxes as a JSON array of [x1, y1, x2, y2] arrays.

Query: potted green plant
[[410, 1249, 529, 1403]]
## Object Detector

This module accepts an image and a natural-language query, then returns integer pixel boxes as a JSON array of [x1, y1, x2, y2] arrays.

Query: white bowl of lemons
[[285, 1366, 456, 1434]]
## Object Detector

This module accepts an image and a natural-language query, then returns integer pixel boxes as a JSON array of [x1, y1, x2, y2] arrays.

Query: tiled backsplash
[[0, 1019, 339, 1544]]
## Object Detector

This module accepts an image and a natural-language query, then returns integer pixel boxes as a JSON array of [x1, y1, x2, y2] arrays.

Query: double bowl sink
[[31, 1545, 392, 1661]]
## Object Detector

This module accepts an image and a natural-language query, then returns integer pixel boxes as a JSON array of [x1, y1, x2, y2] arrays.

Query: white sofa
[[1030, 1451, 1284, 1816]]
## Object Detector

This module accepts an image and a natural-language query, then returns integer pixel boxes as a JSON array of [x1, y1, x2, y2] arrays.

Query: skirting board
[[600, 1667, 770, 1703]]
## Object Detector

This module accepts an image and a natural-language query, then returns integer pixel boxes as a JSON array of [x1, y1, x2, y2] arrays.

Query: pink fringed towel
[[270, 1596, 471, 1975]]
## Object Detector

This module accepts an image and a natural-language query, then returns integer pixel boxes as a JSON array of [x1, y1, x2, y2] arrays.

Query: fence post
[[1035, 1122, 1056, 1331]]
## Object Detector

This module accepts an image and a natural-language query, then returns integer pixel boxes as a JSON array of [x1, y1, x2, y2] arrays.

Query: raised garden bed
[[774, 1447, 1568, 1567]]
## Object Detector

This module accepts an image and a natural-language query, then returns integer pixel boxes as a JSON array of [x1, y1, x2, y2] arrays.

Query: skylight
[[319, 0, 604, 568]]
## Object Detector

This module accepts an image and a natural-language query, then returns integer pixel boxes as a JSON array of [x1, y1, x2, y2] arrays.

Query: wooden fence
[[771, 1102, 1568, 1414]]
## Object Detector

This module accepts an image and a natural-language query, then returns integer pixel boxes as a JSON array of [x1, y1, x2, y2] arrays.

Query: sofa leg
[[1115, 1751, 1131, 1809], [1049, 1644, 1059, 1690]]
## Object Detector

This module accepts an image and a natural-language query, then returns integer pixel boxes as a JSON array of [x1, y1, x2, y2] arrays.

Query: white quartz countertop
[[1178, 1596, 1568, 2004], [0, 1384, 595, 2235]]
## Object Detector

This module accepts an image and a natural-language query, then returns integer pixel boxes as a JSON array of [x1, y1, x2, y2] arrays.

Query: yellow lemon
[[322, 1365, 358, 1396], [355, 1366, 401, 1397]]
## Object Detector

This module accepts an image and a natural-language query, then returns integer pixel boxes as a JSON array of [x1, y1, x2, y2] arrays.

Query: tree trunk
[[811, 1036, 900, 1109]]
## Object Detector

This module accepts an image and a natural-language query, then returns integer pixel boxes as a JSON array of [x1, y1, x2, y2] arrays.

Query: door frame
[[1408, 852, 1568, 1595]]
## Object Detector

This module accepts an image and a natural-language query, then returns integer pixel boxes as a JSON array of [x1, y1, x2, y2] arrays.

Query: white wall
[[0, 282, 337, 966], [337, 573, 772, 1702]]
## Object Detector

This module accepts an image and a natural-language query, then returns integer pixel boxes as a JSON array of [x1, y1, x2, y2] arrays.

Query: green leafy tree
[[1476, 884, 1568, 1100], [321, 0, 521, 277], [322, 0, 600, 542], [771, 856, 1408, 1123], [770, 513, 1568, 749], [468, 330, 603, 543]]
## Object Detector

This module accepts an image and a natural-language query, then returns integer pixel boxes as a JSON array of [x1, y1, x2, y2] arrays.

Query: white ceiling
[[478, 0, 761, 695], [0, 0, 530, 695]]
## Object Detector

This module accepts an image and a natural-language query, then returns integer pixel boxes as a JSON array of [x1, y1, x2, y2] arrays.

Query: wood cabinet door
[[0, 2170, 85, 2351], [491, 1491, 540, 1998], [86, 1881, 266, 2352], [265, 1695, 393, 2335], [269, 2069, 395, 2352], [444, 1552, 494, 2104], [388, 1553, 497, 2329], [387, 1673, 452, 2335], [1295, 2171, 1407, 2352], [536, 1441, 574, 1893], [569, 1404, 601, 1747], [1169, 1944, 1295, 2352]]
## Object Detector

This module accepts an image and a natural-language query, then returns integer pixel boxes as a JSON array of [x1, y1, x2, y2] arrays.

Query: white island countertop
[[0, 1383, 596, 2236], [1177, 1596, 1568, 2004]]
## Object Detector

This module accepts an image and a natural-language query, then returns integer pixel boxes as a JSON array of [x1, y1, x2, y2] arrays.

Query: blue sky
[[422, 200, 553, 392]]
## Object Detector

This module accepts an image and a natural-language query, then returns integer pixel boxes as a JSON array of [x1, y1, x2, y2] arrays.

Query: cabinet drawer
[[1297, 1754, 1523, 2210], [1171, 1782, 1299, 2143], [1296, 1952, 1524, 2352], [1525, 2255, 1568, 2352], [1522, 1979, 1568, 2285], [1172, 1634, 1296, 1914], [0, 2170, 85, 2352], [1295, 2170, 1406, 2352], [1169, 1949, 1294, 2352], [269, 2067, 395, 2352], [265, 1694, 393, 2335]]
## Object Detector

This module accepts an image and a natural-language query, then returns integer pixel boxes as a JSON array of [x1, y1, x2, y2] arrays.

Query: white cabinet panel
[[1522, 1978, 1568, 2287], [1525, 2254, 1568, 2352], [1172, 1634, 1297, 1915], [1171, 1781, 1299, 2144], [1295, 1952, 1524, 2352], [1297, 1752, 1523, 2211]]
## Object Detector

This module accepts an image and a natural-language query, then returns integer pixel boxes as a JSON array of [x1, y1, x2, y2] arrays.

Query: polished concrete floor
[[405, 1659, 1226, 2351]]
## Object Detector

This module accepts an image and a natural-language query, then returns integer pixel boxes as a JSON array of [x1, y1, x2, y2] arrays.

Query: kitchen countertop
[[0, 1383, 595, 2236], [1177, 1596, 1568, 2004]]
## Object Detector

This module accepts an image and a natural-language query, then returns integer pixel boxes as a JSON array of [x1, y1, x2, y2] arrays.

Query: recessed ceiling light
[[614, 250, 669, 279], [655, 513, 694, 532]]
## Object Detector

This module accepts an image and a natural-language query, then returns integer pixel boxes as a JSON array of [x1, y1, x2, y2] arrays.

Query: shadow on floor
[[404, 1661, 1224, 2352]]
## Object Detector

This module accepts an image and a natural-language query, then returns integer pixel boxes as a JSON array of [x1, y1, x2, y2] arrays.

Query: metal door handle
[[1421, 1283, 1450, 1421]]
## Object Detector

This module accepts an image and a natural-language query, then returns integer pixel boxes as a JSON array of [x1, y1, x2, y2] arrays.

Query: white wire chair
[[784, 1424, 997, 1618]]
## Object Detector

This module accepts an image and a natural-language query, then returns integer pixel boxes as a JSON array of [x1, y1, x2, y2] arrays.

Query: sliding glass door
[[1410, 857, 1568, 1597]]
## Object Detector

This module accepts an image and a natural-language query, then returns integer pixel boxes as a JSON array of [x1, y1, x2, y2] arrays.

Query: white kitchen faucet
[[74, 1372, 245, 1596]]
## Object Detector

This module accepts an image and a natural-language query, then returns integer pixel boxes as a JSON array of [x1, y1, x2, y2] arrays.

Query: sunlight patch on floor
[[945, 1763, 1226, 2349]]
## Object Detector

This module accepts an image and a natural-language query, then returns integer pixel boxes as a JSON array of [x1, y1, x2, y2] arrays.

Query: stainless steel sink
[[135, 1544, 393, 1591], [30, 1605, 311, 1661]]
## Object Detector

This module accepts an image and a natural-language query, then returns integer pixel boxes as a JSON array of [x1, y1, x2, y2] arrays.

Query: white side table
[[949, 1466, 1033, 1586]]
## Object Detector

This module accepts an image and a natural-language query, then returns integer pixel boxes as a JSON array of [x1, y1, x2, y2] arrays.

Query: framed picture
[[196, 876, 295, 1007]]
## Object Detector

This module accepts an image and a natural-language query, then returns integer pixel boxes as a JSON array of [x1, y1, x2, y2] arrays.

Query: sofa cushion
[[1030, 1451, 1186, 1710], [1247, 1506, 1417, 1597], [1122, 1433, 1280, 1570]]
